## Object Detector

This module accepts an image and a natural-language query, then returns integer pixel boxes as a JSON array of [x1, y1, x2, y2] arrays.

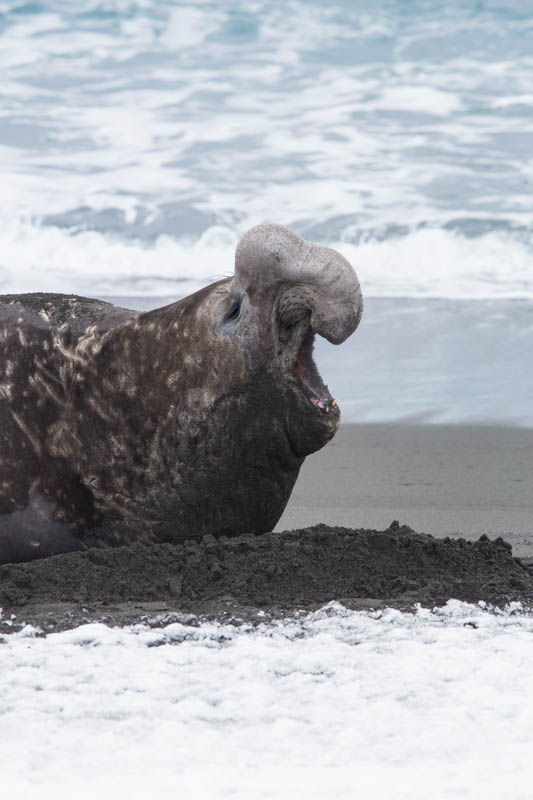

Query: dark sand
[[1, 424, 532, 633]]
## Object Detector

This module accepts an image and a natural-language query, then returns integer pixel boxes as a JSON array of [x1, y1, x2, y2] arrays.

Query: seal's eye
[[225, 296, 242, 323]]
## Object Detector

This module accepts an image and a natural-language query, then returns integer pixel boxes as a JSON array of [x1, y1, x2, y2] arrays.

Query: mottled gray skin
[[0, 225, 362, 563]]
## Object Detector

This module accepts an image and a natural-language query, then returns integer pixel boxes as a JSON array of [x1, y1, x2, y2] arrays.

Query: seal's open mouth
[[296, 329, 337, 413]]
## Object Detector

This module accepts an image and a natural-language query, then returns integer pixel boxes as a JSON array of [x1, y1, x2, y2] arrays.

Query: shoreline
[[277, 422, 533, 557]]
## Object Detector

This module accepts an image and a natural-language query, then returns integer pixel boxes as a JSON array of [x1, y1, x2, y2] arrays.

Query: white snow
[[1, 601, 532, 799]]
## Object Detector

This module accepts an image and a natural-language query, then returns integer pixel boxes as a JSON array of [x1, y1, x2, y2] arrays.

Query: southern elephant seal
[[0, 224, 362, 563]]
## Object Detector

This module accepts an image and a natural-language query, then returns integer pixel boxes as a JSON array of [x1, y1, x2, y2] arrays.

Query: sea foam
[[1, 217, 532, 301]]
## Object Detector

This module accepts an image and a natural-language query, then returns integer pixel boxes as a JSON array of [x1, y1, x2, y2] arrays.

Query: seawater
[[1, 0, 532, 423]]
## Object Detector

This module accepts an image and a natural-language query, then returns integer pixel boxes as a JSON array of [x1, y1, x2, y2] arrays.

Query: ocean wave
[[1, 1, 533, 301], [0, 219, 237, 297], [339, 226, 533, 299], [1, 218, 532, 300]]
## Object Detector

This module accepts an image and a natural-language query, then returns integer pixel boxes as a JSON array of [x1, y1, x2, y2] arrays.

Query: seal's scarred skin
[[0, 224, 362, 563]]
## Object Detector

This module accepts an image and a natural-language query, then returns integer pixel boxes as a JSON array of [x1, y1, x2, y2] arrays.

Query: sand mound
[[1, 523, 532, 633]]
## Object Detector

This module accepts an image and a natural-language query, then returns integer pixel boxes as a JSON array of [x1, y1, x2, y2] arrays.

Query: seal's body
[[0, 225, 362, 563]]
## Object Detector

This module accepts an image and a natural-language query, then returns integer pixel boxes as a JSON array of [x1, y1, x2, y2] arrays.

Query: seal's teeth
[[325, 406, 329, 414], [331, 398, 337, 407]]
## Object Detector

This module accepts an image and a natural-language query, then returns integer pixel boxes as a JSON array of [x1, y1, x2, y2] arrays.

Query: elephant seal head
[[224, 223, 362, 454], [0, 224, 362, 561]]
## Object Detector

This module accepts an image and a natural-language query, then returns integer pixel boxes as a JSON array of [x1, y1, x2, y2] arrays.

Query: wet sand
[[278, 423, 533, 557], [1, 423, 532, 633]]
